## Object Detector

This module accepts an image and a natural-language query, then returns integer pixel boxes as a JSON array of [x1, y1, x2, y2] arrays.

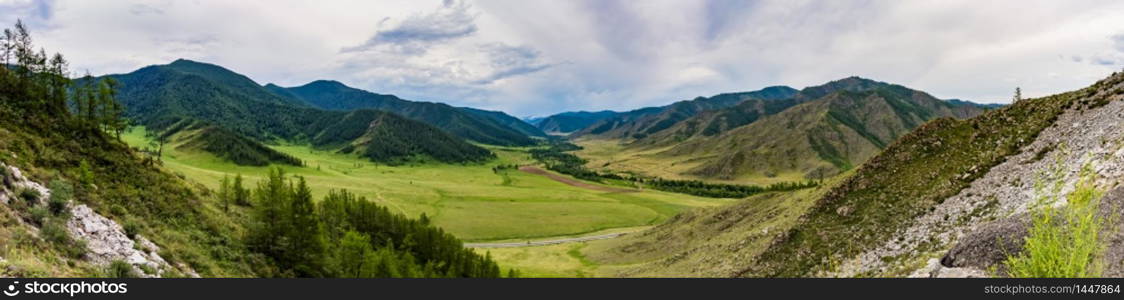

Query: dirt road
[[518, 166, 637, 193], [464, 232, 628, 248]]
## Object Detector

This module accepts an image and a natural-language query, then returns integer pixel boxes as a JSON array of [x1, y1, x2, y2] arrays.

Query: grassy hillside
[[574, 86, 798, 140], [461, 107, 546, 138], [740, 72, 1120, 277], [153, 118, 304, 167], [596, 82, 988, 182]]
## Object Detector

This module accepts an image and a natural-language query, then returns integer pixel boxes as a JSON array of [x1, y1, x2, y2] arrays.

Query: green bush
[[18, 186, 40, 203], [29, 206, 50, 225], [122, 219, 141, 239], [40, 219, 86, 258], [47, 179, 72, 216], [105, 260, 138, 278], [1004, 166, 1106, 278]]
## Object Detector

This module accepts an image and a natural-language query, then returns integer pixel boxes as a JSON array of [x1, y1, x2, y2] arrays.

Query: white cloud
[[1, 0, 1122, 116]]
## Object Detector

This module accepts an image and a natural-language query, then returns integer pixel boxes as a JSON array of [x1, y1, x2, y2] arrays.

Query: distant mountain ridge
[[572, 85, 800, 140], [275, 80, 541, 145], [662, 81, 990, 180], [533, 110, 619, 134], [105, 59, 495, 165]]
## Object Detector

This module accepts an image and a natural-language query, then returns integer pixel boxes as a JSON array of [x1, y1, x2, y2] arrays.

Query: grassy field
[[122, 127, 727, 243], [573, 138, 808, 186]]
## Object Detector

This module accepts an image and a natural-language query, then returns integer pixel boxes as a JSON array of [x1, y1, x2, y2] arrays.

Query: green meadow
[[122, 127, 727, 242]]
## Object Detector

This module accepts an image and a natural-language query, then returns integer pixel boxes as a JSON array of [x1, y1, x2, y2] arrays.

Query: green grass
[[1005, 164, 1107, 278], [122, 127, 726, 242]]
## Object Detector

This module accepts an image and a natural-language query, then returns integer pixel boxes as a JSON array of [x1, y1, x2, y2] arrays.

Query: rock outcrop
[[1, 162, 188, 277]]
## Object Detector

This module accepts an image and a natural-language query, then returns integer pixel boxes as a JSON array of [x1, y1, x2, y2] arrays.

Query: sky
[[2, 0, 1123, 117]]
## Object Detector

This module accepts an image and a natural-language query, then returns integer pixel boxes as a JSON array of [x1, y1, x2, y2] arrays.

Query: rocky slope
[[0, 163, 190, 277], [587, 70, 1124, 278], [657, 83, 988, 180]]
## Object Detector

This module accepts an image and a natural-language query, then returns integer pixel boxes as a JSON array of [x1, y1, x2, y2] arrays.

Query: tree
[[233, 174, 250, 206], [250, 167, 290, 258], [218, 175, 232, 212], [146, 131, 167, 161], [284, 176, 325, 276], [1014, 87, 1022, 102], [99, 78, 126, 139], [330, 230, 373, 277]]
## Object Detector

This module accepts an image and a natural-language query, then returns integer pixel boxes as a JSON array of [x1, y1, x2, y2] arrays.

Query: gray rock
[[66, 204, 171, 278], [941, 215, 1029, 270]]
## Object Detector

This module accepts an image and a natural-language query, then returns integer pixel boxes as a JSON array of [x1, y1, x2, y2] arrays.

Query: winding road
[[517, 166, 637, 193], [464, 232, 630, 248]]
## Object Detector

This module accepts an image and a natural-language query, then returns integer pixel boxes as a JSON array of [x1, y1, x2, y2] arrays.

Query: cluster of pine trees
[[0, 20, 125, 136], [530, 143, 817, 198], [221, 168, 507, 278]]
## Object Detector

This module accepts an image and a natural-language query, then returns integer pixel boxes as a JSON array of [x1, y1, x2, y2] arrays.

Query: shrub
[[105, 260, 138, 278], [28, 206, 50, 225], [1004, 166, 1106, 278], [47, 179, 72, 216], [122, 219, 141, 239], [18, 187, 40, 203], [40, 219, 86, 258]]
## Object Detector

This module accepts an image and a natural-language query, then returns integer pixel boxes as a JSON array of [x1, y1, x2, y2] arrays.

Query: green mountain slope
[[533, 110, 619, 134], [460, 107, 546, 138], [650, 81, 989, 180], [279, 80, 538, 146], [160, 118, 304, 166], [308, 109, 495, 164], [586, 71, 1123, 278], [573, 86, 799, 140], [626, 77, 898, 148], [107, 60, 493, 165]]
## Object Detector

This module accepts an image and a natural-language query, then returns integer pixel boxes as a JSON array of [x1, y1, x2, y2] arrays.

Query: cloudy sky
[[2, 0, 1123, 117]]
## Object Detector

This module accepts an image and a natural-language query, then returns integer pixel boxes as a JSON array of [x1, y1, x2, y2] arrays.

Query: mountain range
[[105, 59, 499, 164]]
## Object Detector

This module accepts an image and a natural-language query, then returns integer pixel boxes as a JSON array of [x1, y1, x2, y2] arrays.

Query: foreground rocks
[[1, 162, 191, 277]]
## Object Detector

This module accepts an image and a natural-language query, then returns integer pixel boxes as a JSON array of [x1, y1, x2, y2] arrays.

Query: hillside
[[627, 77, 947, 148], [665, 83, 989, 180], [533, 110, 619, 135], [573, 86, 798, 140], [106, 60, 494, 165], [155, 118, 304, 167], [279, 80, 538, 146], [310, 110, 495, 164], [461, 107, 546, 138], [584, 70, 1124, 277], [0, 25, 505, 278]]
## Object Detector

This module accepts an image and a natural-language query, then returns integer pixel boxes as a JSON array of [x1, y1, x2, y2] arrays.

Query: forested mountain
[[105, 60, 493, 165], [0, 22, 503, 278], [164, 118, 304, 166], [307, 109, 495, 164], [573, 86, 798, 140], [277, 80, 538, 146], [656, 81, 989, 179], [460, 107, 546, 138], [532, 110, 619, 135], [626, 77, 989, 148]]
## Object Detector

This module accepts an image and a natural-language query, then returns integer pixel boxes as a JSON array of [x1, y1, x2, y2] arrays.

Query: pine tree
[[251, 167, 290, 258], [1014, 87, 1022, 102], [285, 176, 325, 276], [218, 175, 232, 212], [331, 230, 373, 277], [233, 174, 249, 206]]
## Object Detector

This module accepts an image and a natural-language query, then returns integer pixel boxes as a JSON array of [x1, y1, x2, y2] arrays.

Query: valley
[[120, 127, 728, 242]]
